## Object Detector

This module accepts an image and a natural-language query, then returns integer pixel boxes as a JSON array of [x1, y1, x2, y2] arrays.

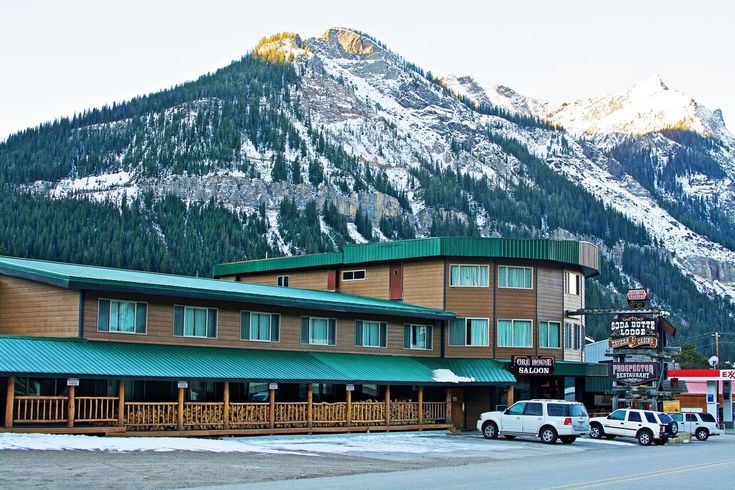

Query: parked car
[[669, 411, 721, 441], [589, 408, 677, 445], [477, 399, 589, 444]]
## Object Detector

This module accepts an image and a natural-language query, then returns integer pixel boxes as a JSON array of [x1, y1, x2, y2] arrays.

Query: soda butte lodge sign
[[608, 316, 658, 349]]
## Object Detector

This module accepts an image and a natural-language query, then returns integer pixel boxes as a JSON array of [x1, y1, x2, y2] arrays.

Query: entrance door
[[450, 389, 465, 430], [464, 387, 492, 429], [389, 263, 403, 300]]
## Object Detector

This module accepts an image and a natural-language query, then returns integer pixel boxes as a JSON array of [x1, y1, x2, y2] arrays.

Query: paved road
[[197, 434, 735, 490]]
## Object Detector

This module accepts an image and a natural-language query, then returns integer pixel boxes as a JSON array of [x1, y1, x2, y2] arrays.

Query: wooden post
[[307, 383, 313, 429], [67, 384, 76, 428], [177, 386, 185, 431], [346, 388, 352, 428], [418, 386, 424, 429], [385, 385, 391, 428], [4, 376, 14, 428], [507, 384, 515, 406], [117, 380, 125, 427], [223, 382, 230, 430], [269, 387, 276, 429], [445, 388, 453, 427]]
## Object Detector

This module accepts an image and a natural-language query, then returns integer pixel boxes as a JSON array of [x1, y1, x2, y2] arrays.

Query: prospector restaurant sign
[[608, 315, 658, 349], [511, 356, 555, 375], [608, 362, 659, 385]]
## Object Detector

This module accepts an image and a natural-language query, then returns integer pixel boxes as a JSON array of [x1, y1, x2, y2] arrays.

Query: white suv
[[589, 408, 677, 445], [477, 399, 590, 444], [669, 411, 721, 441]]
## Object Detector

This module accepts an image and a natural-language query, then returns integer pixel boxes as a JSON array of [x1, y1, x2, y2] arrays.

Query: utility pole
[[712, 332, 720, 368]]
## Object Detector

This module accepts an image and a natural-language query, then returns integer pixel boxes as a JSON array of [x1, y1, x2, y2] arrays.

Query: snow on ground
[[346, 222, 368, 243], [0, 431, 634, 454]]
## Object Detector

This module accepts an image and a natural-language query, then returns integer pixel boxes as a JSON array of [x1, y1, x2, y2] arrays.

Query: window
[[342, 270, 366, 281], [277, 276, 289, 287], [564, 322, 575, 349], [700, 413, 716, 423], [355, 320, 387, 348], [628, 411, 642, 423], [404, 324, 433, 350], [574, 324, 583, 350], [449, 264, 489, 287], [565, 271, 582, 295], [645, 412, 658, 423], [498, 266, 532, 289], [507, 402, 526, 415], [241, 311, 280, 342], [448, 318, 489, 346], [608, 410, 626, 421], [524, 403, 543, 416], [173, 305, 217, 338], [301, 316, 336, 345], [98, 299, 147, 334], [539, 321, 561, 348], [497, 319, 533, 348], [671, 413, 683, 422]]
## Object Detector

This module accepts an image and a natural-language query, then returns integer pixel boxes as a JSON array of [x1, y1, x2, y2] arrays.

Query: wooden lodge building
[[0, 237, 608, 436]]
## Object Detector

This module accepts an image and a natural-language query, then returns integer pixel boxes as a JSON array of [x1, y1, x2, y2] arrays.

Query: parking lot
[[2, 430, 734, 489]]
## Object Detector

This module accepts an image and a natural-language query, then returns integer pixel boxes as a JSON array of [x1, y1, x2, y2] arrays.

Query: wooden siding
[[0, 276, 78, 337], [401, 259, 444, 309], [337, 264, 390, 299], [444, 258, 494, 359], [237, 269, 331, 291], [537, 266, 564, 360], [494, 260, 537, 359], [83, 291, 438, 357]]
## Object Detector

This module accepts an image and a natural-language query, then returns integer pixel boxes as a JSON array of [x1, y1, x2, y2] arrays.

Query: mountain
[[0, 28, 733, 357]]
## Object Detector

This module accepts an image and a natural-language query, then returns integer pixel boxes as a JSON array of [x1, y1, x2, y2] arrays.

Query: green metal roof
[[0, 256, 452, 320], [214, 237, 599, 278], [0, 336, 515, 385]]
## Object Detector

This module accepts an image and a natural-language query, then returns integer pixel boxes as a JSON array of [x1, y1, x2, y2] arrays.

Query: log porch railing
[[10, 398, 448, 431]]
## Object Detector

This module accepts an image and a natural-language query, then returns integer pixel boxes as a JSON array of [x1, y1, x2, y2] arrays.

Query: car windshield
[[700, 413, 716, 423], [657, 413, 673, 424]]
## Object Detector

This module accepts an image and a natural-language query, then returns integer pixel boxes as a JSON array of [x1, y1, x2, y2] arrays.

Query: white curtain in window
[[118, 302, 135, 332], [450, 265, 461, 285], [193, 308, 207, 337], [498, 320, 512, 346], [477, 266, 488, 286], [549, 323, 560, 348], [513, 320, 532, 347], [414, 325, 427, 348], [363, 321, 380, 346], [540, 322, 548, 348], [469, 319, 488, 345], [184, 307, 196, 336], [461, 266, 475, 286], [251, 313, 270, 341], [109, 301, 120, 331], [311, 318, 328, 344]]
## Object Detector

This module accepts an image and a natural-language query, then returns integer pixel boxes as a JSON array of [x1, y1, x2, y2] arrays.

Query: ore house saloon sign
[[511, 356, 555, 375]]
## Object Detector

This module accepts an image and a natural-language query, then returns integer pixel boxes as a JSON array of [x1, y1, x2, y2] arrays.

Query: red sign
[[626, 288, 649, 302]]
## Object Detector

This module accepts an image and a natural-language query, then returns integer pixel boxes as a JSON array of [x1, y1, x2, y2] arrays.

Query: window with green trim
[[173, 305, 217, 339], [301, 316, 336, 346], [97, 299, 147, 334], [498, 265, 533, 289], [497, 319, 533, 347], [539, 321, 561, 349], [448, 318, 489, 346], [404, 324, 433, 350], [240, 311, 280, 342], [355, 320, 387, 348]]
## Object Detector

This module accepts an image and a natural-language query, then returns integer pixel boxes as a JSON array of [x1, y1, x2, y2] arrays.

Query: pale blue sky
[[1, 0, 732, 140]]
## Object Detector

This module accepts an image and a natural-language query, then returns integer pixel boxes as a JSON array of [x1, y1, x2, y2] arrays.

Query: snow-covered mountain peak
[[545, 76, 732, 142]]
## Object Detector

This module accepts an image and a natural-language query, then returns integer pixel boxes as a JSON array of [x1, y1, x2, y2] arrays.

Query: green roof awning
[[214, 237, 599, 277], [0, 336, 515, 385], [0, 256, 452, 321], [586, 376, 612, 393]]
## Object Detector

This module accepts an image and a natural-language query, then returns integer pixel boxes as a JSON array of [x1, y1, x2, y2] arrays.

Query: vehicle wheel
[[604, 435, 616, 439], [560, 436, 577, 444], [482, 421, 498, 440], [540, 426, 558, 444], [637, 429, 653, 446], [589, 423, 603, 439], [503, 435, 516, 439], [668, 422, 679, 436], [695, 428, 709, 441]]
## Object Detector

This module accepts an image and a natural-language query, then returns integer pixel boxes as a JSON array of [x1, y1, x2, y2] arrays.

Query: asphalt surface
[[1, 431, 733, 489]]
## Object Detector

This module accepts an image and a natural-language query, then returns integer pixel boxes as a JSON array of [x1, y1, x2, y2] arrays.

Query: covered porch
[[0, 337, 514, 436]]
